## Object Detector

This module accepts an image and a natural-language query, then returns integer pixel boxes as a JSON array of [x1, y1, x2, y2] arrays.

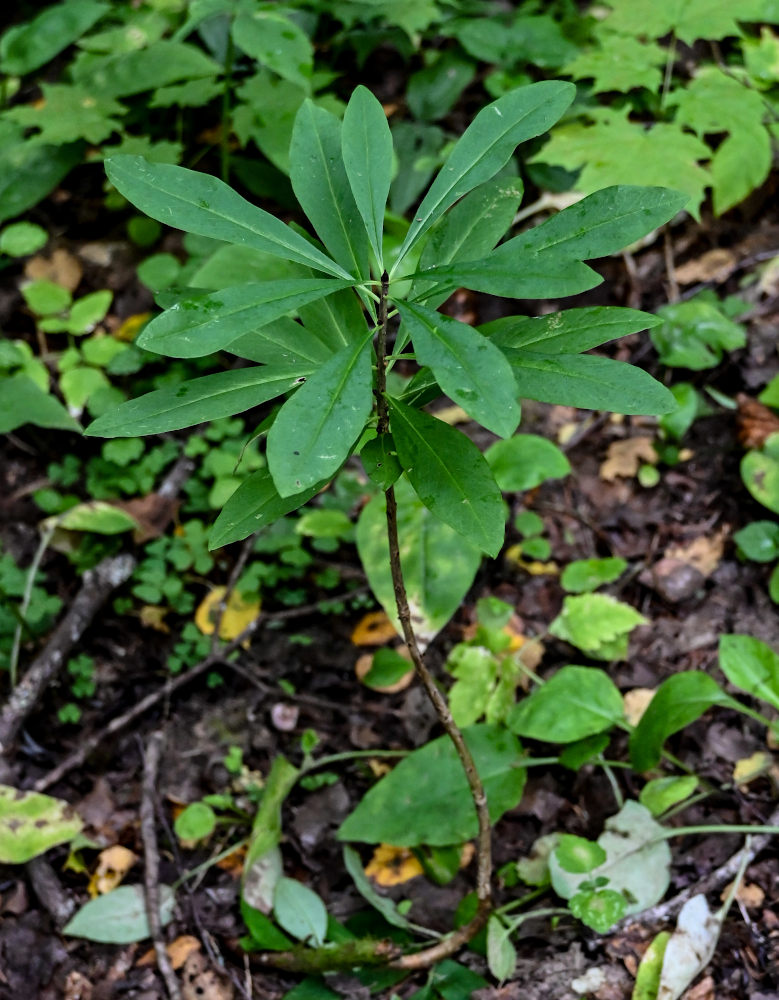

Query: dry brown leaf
[[364, 844, 424, 887], [137, 935, 201, 969], [680, 974, 715, 1000], [674, 248, 737, 285], [25, 247, 83, 290], [736, 393, 779, 450], [600, 437, 657, 481], [623, 687, 656, 727], [720, 880, 765, 908], [115, 492, 180, 543], [88, 845, 136, 898], [518, 637, 544, 672], [64, 970, 93, 1000], [351, 610, 397, 646], [665, 528, 726, 578], [434, 404, 470, 425], [181, 950, 233, 1000]]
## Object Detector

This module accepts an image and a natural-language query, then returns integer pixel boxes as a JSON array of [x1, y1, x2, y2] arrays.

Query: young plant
[[85, 81, 684, 964]]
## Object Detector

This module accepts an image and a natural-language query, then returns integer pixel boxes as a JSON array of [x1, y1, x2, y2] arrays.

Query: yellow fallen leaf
[[733, 751, 773, 784], [623, 687, 656, 727], [364, 844, 424, 887], [600, 437, 658, 481], [504, 545, 559, 575], [194, 587, 260, 644], [351, 610, 398, 646], [114, 312, 152, 342], [139, 604, 170, 633], [137, 935, 201, 969], [88, 844, 137, 897], [434, 405, 470, 425]]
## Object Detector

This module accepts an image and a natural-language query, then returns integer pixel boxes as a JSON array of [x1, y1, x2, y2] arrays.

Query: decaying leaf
[[657, 895, 721, 1000], [600, 437, 658, 480], [364, 844, 424, 887], [137, 934, 201, 969], [623, 688, 656, 727], [504, 545, 559, 575], [673, 248, 736, 285], [25, 247, 83, 290], [181, 949, 233, 1000], [194, 586, 260, 644], [0, 785, 83, 864], [139, 605, 170, 633], [736, 394, 779, 450], [351, 610, 398, 646], [433, 404, 470, 425], [720, 879, 765, 908], [733, 750, 773, 784], [114, 312, 152, 342], [115, 492, 180, 543], [88, 845, 137, 898], [665, 529, 726, 578]]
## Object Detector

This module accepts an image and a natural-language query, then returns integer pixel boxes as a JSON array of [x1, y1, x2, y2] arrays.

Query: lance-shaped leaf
[[505, 186, 689, 261], [105, 156, 350, 278], [297, 285, 366, 353], [396, 81, 574, 260], [507, 352, 675, 415], [86, 366, 308, 438], [397, 301, 520, 438], [290, 101, 371, 278], [388, 398, 505, 557], [415, 252, 601, 299], [136, 278, 353, 358], [210, 468, 325, 549], [342, 85, 393, 267], [483, 306, 660, 354], [227, 316, 334, 366], [267, 330, 374, 496]]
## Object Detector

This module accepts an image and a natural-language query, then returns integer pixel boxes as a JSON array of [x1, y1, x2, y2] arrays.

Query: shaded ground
[[0, 170, 778, 1000]]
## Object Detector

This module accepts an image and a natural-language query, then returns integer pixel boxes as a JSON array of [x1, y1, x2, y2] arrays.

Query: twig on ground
[[0, 553, 136, 759], [209, 535, 256, 655], [26, 855, 76, 927], [141, 730, 181, 1000]]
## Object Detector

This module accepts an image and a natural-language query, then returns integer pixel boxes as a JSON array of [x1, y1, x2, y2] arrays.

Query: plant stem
[[373, 276, 493, 963], [220, 29, 235, 183]]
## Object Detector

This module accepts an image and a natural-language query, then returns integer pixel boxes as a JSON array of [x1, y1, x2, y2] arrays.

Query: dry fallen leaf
[[673, 248, 736, 285], [137, 935, 201, 969], [351, 610, 398, 646], [364, 844, 424, 887], [665, 528, 726, 578], [88, 845, 137, 898], [114, 312, 152, 342], [434, 404, 470, 425], [64, 970, 93, 1000], [138, 605, 170, 633], [181, 950, 233, 1000], [25, 247, 83, 290], [733, 750, 773, 784], [504, 545, 559, 575], [623, 688, 656, 727], [115, 492, 180, 543], [600, 437, 658, 481], [720, 880, 765, 908], [194, 587, 260, 645], [736, 393, 779, 450]]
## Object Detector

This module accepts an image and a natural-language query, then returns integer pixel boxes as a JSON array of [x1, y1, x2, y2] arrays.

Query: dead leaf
[[504, 545, 559, 575], [138, 605, 170, 633], [674, 248, 736, 285], [736, 394, 779, 450], [434, 404, 470, 425], [194, 587, 260, 645], [680, 975, 715, 1000], [757, 254, 779, 297], [623, 688, 656, 727], [657, 896, 721, 1000], [137, 935, 201, 969], [215, 842, 246, 876], [364, 844, 424, 887], [115, 492, 180, 543], [518, 637, 544, 672], [720, 880, 764, 908], [351, 610, 397, 646], [733, 751, 773, 784], [114, 312, 152, 342], [25, 247, 83, 290], [88, 845, 136, 897], [600, 437, 658, 481], [181, 950, 233, 1000], [64, 970, 93, 1000], [665, 529, 726, 578]]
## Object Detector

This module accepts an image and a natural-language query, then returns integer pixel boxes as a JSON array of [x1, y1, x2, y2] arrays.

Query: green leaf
[[137, 279, 353, 358], [232, 10, 312, 91], [174, 802, 216, 841], [447, 646, 499, 727], [484, 306, 660, 354], [601, 0, 750, 44], [0, 133, 82, 226], [0, 785, 83, 864], [719, 634, 779, 713], [227, 317, 334, 367], [733, 521, 779, 563], [343, 845, 416, 932], [629, 672, 735, 772], [5, 84, 124, 145], [632, 931, 671, 1000], [297, 285, 367, 354], [267, 331, 374, 496], [338, 724, 526, 846], [63, 884, 175, 944], [355, 477, 482, 648], [741, 436, 779, 515], [485, 434, 570, 491], [507, 352, 675, 415], [388, 398, 505, 557], [711, 126, 772, 216], [0, 374, 80, 433], [86, 366, 307, 437], [0, 1, 109, 75], [508, 665, 624, 743], [243, 756, 299, 907], [564, 33, 666, 93], [397, 81, 575, 260], [0, 222, 48, 257], [659, 382, 702, 442], [651, 298, 746, 369], [53, 501, 139, 535], [273, 877, 328, 946], [72, 40, 221, 99], [362, 648, 414, 690], [560, 557, 627, 594], [549, 594, 647, 661], [342, 86, 394, 266], [105, 157, 350, 278], [290, 101, 371, 278], [639, 776, 698, 818], [396, 302, 520, 438], [360, 434, 402, 490], [555, 834, 607, 873], [568, 888, 627, 933], [487, 916, 517, 982], [407, 51, 476, 121], [210, 468, 325, 549]]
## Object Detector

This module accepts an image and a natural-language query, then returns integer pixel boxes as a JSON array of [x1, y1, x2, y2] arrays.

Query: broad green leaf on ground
[[549, 800, 671, 919], [599, 0, 757, 44], [388, 399, 505, 557], [639, 776, 698, 818], [414, 252, 601, 300], [136, 279, 353, 357], [290, 101, 371, 277], [396, 302, 520, 438], [719, 634, 779, 712], [447, 646, 499, 728], [710, 126, 772, 216], [555, 835, 607, 874], [210, 469, 326, 549], [564, 33, 666, 93], [0, 1, 108, 75], [397, 81, 575, 259], [227, 317, 334, 366], [510, 186, 688, 261], [508, 665, 624, 742], [342, 85, 394, 265], [0, 130, 82, 225], [485, 434, 570, 491], [483, 306, 660, 354], [487, 916, 517, 983], [0, 374, 81, 433], [0, 786, 83, 863], [267, 331, 374, 496], [550, 593, 647, 660], [507, 352, 675, 414], [105, 157, 351, 277], [651, 298, 746, 369], [355, 477, 482, 648], [50, 501, 139, 535], [70, 40, 221, 99], [338, 724, 526, 846], [629, 672, 736, 772], [741, 435, 779, 515], [86, 366, 307, 437], [733, 521, 779, 563], [64, 885, 175, 944], [669, 67, 767, 138], [533, 109, 710, 219], [560, 557, 627, 593], [5, 84, 126, 145], [232, 9, 312, 91], [273, 878, 328, 946]]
